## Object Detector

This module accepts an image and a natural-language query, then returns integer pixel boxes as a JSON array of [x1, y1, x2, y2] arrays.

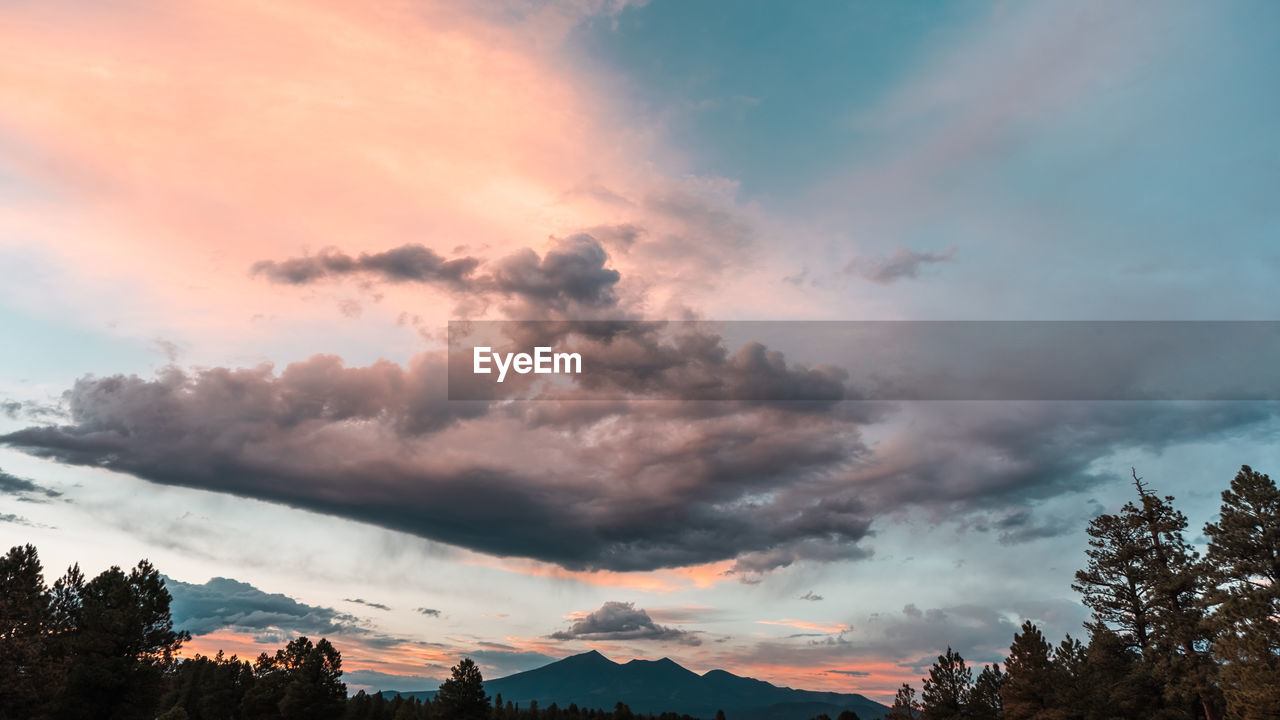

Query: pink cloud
[[0, 0, 677, 349]]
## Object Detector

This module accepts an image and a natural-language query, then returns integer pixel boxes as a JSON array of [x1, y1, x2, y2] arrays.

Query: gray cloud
[[844, 247, 955, 284], [251, 245, 480, 287], [345, 598, 391, 611], [550, 601, 701, 646], [0, 513, 45, 528], [167, 576, 370, 638], [0, 468, 61, 501], [487, 235, 621, 310], [1, 399, 67, 423], [800, 591, 824, 602], [975, 508, 1078, 545], [416, 607, 442, 617], [253, 236, 621, 313]]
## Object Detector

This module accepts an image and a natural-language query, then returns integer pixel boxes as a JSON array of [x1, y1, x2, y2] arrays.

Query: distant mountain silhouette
[[387, 650, 888, 720]]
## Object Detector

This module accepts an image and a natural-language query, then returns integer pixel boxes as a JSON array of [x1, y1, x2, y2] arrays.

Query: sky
[[2, 0, 1279, 704]]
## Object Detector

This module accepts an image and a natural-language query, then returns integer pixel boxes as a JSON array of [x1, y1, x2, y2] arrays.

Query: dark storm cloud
[[252, 236, 620, 312], [1, 315, 890, 573], [550, 601, 700, 646], [0, 361, 868, 571], [3, 342, 1278, 573], [844, 247, 955, 284], [166, 576, 369, 638], [5, 301, 1279, 575]]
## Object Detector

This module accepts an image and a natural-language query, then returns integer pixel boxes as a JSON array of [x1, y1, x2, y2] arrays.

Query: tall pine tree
[[921, 648, 971, 720], [1073, 471, 1220, 720], [885, 683, 921, 720], [1203, 465, 1280, 719], [1001, 621, 1058, 720], [436, 658, 490, 720], [968, 664, 1003, 720]]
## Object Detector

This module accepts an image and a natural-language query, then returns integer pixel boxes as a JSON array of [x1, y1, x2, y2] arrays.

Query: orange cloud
[[755, 619, 853, 634], [725, 658, 916, 698], [462, 553, 738, 593], [180, 629, 456, 677]]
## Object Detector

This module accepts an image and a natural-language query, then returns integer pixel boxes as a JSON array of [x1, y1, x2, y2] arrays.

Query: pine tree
[[1128, 472, 1219, 720], [1072, 510, 1156, 651], [968, 664, 1003, 720], [0, 544, 58, 718], [1203, 465, 1280, 719], [885, 683, 921, 720], [49, 559, 190, 720], [1080, 626, 1161, 720], [437, 659, 490, 720], [1002, 621, 1059, 720], [921, 648, 971, 720], [240, 636, 345, 719], [1073, 471, 1220, 720], [1049, 636, 1088, 720], [278, 637, 347, 719]]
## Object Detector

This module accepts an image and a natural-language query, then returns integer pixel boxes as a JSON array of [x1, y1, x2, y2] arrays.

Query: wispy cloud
[[843, 247, 955, 284]]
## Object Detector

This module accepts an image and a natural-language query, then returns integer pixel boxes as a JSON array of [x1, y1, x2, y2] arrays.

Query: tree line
[[0, 545, 702, 720], [875, 465, 1279, 720]]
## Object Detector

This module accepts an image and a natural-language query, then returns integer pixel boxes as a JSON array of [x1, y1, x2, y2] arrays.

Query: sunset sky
[[2, 0, 1279, 703]]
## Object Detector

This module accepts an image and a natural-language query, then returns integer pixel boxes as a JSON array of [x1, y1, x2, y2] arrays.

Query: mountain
[[386, 651, 889, 720]]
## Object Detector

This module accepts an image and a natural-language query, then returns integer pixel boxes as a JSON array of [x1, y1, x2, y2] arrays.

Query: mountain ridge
[[384, 651, 889, 720]]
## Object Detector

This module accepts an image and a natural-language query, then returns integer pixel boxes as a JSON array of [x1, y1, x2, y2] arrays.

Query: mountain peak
[[562, 649, 616, 665], [626, 656, 677, 666]]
